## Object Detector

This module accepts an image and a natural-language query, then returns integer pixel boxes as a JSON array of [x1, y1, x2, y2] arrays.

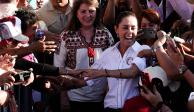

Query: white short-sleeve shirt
[[92, 41, 146, 109]]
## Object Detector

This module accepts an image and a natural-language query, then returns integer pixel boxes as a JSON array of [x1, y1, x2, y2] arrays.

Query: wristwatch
[[178, 64, 188, 75]]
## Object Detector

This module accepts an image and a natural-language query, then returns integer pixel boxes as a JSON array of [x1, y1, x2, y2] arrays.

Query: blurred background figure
[[0, 0, 18, 19], [187, 0, 194, 4]]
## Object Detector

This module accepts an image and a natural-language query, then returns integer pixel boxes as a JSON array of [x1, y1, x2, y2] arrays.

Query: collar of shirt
[[111, 41, 143, 53]]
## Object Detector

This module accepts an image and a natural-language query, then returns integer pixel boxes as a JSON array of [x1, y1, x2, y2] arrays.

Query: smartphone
[[13, 70, 31, 83], [140, 72, 153, 90], [137, 28, 156, 40], [35, 29, 44, 41]]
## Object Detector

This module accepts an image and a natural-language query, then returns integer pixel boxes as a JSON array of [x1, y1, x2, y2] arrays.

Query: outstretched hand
[[78, 69, 104, 80], [30, 39, 57, 53], [140, 85, 163, 108], [22, 71, 34, 86], [0, 70, 16, 88], [179, 43, 194, 62], [166, 39, 184, 67], [62, 69, 106, 80], [154, 30, 167, 47], [61, 69, 88, 79]]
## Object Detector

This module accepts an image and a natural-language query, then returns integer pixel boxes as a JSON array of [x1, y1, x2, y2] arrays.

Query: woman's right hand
[[66, 69, 106, 80]]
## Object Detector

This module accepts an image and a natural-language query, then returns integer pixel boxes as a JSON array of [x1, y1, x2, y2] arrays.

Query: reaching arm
[[130, 0, 143, 24], [140, 85, 173, 112], [154, 45, 179, 80], [168, 0, 193, 21], [153, 34, 180, 80], [67, 64, 142, 80], [104, 64, 140, 78], [182, 69, 194, 89], [103, 0, 116, 26], [14, 58, 59, 76], [0, 40, 57, 58], [0, 46, 33, 58]]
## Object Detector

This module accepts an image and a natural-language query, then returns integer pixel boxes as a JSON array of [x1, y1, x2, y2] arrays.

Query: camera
[[34, 28, 44, 41], [137, 28, 156, 40], [13, 70, 31, 84]]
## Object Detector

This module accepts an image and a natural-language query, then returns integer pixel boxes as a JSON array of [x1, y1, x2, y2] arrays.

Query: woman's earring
[[117, 33, 119, 38]]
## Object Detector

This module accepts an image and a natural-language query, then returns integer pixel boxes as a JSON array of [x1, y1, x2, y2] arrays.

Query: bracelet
[[155, 101, 164, 111], [105, 69, 110, 77]]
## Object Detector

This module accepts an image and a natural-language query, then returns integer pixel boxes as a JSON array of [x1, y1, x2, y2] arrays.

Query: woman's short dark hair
[[141, 9, 161, 26], [14, 8, 38, 33], [66, 0, 102, 31], [115, 11, 137, 27]]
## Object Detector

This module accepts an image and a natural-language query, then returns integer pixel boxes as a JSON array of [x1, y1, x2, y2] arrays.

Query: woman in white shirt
[[68, 11, 146, 112], [54, 0, 114, 111]]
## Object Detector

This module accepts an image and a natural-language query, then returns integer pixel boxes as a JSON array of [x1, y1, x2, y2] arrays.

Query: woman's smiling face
[[115, 15, 138, 47], [76, 3, 96, 28]]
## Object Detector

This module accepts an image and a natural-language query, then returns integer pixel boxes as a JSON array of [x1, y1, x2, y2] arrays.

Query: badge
[[126, 57, 133, 65]]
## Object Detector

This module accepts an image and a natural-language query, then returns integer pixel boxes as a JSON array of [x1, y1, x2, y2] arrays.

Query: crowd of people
[[0, 0, 194, 112]]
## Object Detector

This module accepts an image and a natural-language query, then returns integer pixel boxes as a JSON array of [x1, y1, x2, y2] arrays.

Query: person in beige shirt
[[36, 0, 74, 34]]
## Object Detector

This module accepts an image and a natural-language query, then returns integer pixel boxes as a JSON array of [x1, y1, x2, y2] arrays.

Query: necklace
[[79, 28, 96, 66]]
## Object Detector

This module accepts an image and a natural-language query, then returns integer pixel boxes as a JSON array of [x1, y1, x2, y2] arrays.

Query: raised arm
[[66, 64, 140, 80], [103, 0, 116, 26], [0, 39, 57, 58], [130, 0, 144, 24], [168, 0, 193, 21]]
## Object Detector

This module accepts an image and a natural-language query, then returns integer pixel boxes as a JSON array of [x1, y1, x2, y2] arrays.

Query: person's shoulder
[[62, 30, 77, 35], [61, 30, 79, 40], [141, 45, 151, 49], [132, 41, 145, 51], [96, 26, 110, 31], [96, 26, 113, 39], [102, 43, 117, 53]]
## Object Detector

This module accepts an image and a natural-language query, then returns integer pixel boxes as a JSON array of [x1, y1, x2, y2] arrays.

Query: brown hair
[[141, 9, 161, 26], [66, 0, 102, 31], [115, 11, 137, 27]]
